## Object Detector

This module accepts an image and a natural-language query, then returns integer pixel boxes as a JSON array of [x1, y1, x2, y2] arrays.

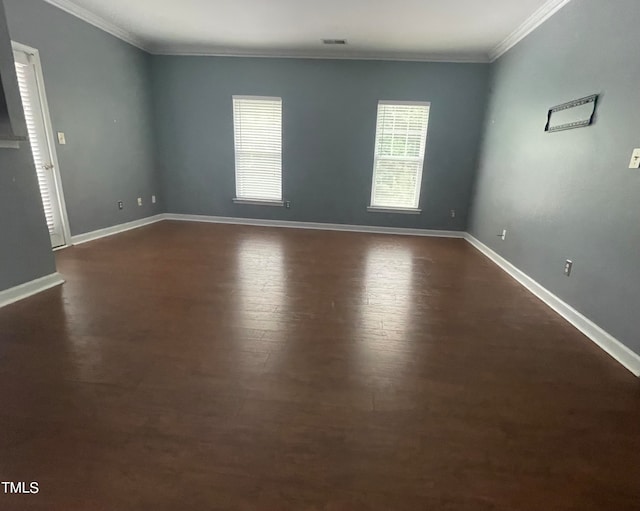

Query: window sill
[[367, 206, 422, 215], [233, 198, 284, 207]]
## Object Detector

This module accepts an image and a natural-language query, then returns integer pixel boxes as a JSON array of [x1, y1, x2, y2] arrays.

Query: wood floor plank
[[0, 221, 638, 510]]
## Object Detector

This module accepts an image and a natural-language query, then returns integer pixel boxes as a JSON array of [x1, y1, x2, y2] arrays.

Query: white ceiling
[[45, 0, 571, 62]]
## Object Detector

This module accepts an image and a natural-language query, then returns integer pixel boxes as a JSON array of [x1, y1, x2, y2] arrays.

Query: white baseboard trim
[[161, 213, 464, 239], [0, 273, 65, 309], [71, 215, 164, 246], [464, 234, 640, 377]]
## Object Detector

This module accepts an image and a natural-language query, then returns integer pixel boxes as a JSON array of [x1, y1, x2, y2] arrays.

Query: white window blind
[[233, 96, 283, 202], [370, 101, 430, 210]]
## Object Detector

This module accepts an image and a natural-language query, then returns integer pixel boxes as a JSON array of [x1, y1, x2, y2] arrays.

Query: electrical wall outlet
[[285, 201, 291, 209], [137, 197, 143, 206], [564, 260, 573, 277], [57, 132, 66, 145], [450, 209, 456, 219], [117, 201, 124, 210], [152, 195, 157, 204], [629, 148, 640, 169]]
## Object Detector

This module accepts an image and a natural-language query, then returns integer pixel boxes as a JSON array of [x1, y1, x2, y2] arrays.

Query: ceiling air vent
[[322, 39, 347, 45]]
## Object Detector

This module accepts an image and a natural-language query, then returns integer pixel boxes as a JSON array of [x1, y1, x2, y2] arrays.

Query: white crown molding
[[490, 0, 572, 62], [465, 234, 640, 377], [41, 0, 570, 64], [35, 0, 492, 63], [0, 273, 65, 309], [148, 45, 490, 64], [162, 213, 465, 238], [70, 214, 164, 246], [42, 0, 150, 51]]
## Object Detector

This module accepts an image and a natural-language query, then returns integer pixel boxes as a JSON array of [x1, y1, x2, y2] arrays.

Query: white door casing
[[12, 42, 70, 249]]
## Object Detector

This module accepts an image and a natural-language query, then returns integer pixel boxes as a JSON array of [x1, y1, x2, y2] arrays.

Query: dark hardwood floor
[[0, 221, 639, 510]]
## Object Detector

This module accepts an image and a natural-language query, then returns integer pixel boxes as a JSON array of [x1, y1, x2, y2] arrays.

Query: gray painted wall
[[152, 56, 490, 230], [0, 0, 55, 291], [0, 139, 57, 291], [469, 0, 640, 354], [0, 0, 21, 139], [4, 0, 161, 236]]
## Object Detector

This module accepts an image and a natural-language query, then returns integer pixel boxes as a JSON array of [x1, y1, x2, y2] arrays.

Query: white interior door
[[13, 46, 68, 248]]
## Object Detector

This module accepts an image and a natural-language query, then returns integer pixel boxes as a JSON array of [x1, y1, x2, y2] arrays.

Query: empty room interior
[[1, 0, 639, 508]]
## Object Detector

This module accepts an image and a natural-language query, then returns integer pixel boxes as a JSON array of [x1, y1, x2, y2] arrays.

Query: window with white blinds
[[370, 101, 430, 211], [233, 96, 283, 203]]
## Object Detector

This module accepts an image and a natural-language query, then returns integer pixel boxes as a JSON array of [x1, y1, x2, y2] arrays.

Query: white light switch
[[629, 148, 640, 169], [57, 132, 66, 145]]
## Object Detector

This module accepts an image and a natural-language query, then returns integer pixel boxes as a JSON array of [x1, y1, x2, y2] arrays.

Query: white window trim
[[233, 95, 281, 101], [367, 206, 422, 215], [377, 100, 431, 107], [233, 198, 284, 207], [369, 100, 431, 213], [232, 95, 283, 204]]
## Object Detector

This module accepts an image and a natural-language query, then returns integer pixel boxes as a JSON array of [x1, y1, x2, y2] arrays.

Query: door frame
[[12, 41, 71, 250]]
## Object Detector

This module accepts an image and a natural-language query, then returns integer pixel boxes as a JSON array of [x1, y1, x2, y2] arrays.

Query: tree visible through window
[[370, 101, 430, 210]]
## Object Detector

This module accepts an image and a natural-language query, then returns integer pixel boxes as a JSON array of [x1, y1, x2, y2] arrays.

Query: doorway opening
[[12, 42, 70, 249]]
